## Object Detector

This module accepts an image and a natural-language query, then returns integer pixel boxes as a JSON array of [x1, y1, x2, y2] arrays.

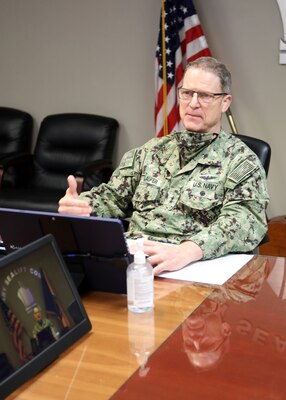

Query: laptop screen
[[0, 208, 132, 294], [0, 234, 92, 398]]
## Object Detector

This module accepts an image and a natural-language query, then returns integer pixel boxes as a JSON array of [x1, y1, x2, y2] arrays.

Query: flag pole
[[41, 269, 71, 328], [226, 108, 238, 134], [161, 0, 168, 136]]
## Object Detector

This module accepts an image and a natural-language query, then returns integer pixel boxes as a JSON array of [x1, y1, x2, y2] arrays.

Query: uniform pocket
[[180, 185, 224, 211], [132, 183, 160, 211]]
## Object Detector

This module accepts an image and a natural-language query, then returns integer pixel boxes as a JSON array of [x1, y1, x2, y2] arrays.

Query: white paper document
[[158, 254, 254, 286]]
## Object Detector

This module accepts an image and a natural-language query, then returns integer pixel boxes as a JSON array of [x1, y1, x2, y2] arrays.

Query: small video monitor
[[0, 234, 92, 398]]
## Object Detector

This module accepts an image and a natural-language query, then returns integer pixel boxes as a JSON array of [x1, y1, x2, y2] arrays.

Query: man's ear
[[222, 94, 232, 113], [222, 322, 232, 337]]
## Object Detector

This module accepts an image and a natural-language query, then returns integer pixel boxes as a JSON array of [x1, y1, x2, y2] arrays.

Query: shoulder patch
[[228, 159, 258, 184]]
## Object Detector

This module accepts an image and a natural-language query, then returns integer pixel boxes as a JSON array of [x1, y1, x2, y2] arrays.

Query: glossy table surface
[[113, 255, 286, 400], [8, 255, 286, 399]]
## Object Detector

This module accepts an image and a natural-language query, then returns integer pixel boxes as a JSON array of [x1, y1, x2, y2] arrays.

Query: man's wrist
[[180, 240, 203, 262]]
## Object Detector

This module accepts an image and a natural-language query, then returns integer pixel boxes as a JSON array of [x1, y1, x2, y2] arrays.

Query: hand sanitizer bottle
[[127, 244, 154, 313]]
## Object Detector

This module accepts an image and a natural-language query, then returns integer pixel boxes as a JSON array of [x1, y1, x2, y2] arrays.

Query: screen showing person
[[0, 234, 91, 398]]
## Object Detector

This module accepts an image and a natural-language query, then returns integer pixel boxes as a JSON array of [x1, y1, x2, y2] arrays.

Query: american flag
[[0, 297, 29, 363], [155, 0, 211, 137]]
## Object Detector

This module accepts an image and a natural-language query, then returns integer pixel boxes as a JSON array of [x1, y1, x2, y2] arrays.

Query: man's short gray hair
[[184, 57, 232, 93]]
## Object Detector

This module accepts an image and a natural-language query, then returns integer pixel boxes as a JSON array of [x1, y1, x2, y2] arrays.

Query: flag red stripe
[[8, 308, 29, 362]]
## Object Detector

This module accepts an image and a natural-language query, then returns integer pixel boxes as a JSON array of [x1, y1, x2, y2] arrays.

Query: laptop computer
[[0, 234, 92, 398], [0, 208, 132, 294]]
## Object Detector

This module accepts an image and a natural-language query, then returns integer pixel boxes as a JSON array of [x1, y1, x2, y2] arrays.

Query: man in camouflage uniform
[[59, 57, 269, 275], [32, 306, 59, 341]]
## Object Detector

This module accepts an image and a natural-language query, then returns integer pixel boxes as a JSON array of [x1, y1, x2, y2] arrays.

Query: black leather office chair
[[235, 133, 271, 176], [0, 107, 33, 187], [235, 133, 271, 249], [0, 113, 118, 212]]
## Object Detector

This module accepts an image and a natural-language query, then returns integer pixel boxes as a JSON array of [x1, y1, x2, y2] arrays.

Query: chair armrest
[[0, 153, 33, 188], [74, 159, 114, 194]]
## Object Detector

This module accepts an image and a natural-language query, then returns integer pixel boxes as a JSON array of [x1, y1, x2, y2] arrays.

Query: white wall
[[0, 0, 285, 219], [0, 0, 161, 161]]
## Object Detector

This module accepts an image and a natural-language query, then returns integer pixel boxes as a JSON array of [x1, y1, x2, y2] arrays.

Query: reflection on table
[[113, 255, 286, 400]]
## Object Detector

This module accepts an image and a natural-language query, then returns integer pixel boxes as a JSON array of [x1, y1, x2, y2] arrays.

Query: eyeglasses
[[178, 87, 228, 104]]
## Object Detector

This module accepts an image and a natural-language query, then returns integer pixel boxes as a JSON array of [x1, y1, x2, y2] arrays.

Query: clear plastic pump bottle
[[127, 246, 154, 313]]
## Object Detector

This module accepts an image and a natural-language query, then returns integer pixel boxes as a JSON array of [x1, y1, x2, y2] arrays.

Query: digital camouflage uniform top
[[80, 130, 269, 260], [32, 318, 58, 340]]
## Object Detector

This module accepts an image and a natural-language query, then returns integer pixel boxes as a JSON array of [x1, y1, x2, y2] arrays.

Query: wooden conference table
[[8, 254, 286, 399]]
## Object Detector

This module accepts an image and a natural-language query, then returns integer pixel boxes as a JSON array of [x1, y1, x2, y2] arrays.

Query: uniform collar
[[153, 130, 223, 175]]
